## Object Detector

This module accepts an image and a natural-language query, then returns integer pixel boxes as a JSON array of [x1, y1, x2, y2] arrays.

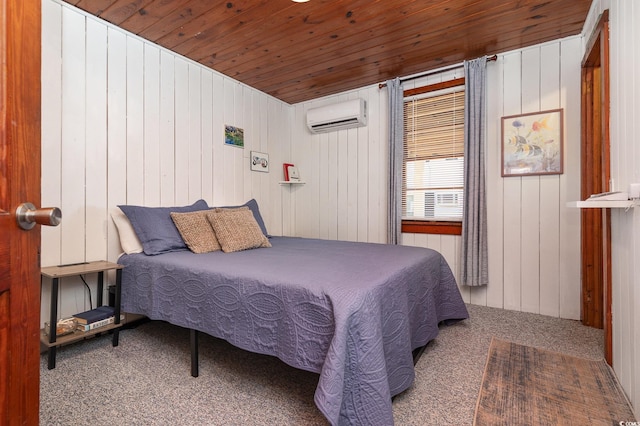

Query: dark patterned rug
[[474, 338, 636, 425]]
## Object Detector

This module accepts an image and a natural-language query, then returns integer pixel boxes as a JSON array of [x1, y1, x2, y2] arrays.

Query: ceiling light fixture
[[291, 0, 310, 2]]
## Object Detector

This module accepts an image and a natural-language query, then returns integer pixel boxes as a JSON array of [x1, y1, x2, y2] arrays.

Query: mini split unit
[[306, 98, 367, 133]]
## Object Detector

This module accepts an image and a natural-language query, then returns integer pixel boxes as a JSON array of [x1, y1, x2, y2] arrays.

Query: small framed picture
[[250, 151, 269, 172], [288, 166, 300, 181], [224, 125, 244, 148], [501, 109, 563, 177]]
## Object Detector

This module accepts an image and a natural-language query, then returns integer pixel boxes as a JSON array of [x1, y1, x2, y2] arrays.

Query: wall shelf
[[279, 181, 305, 185], [566, 200, 636, 209]]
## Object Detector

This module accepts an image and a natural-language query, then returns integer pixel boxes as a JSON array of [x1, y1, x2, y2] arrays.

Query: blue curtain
[[387, 77, 403, 245], [461, 57, 489, 286]]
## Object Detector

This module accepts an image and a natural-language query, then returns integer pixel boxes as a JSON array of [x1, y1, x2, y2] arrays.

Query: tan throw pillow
[[170, 210, 221, 254], [206, 207, 271, 253]]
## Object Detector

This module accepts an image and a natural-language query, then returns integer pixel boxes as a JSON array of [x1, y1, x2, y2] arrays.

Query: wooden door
[[0, 1, 42, 423], [581, 11, 611, 365]]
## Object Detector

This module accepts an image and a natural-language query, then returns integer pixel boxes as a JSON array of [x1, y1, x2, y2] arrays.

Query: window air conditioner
[[306, 98, 367, 134]]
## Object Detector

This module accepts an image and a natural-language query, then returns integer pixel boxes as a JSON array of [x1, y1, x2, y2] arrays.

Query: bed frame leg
[[190, 329, 199, 377], [412, 343, 428, 365]]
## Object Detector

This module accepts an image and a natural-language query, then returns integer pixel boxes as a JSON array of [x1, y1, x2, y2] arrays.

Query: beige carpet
[[474, 338, 636, 426]]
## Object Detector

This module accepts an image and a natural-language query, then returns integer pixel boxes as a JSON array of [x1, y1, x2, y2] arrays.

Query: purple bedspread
[[119, 236, 468, 425]]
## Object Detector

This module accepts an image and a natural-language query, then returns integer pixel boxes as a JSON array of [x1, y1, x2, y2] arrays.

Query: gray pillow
[[118, 199, 209, 255]]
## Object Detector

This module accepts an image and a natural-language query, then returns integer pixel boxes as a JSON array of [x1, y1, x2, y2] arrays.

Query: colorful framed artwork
[[224, 125, 244, 148], [501, 109, 563, 177], [250, 151, 269, 172]]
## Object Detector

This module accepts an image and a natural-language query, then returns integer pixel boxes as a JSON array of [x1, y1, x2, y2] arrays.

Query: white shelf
[[279, 181, 305, 185], [566, 200, 636, 208]]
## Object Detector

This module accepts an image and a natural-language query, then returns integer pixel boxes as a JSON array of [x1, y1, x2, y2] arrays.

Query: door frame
[[580, 10, 611, 365]]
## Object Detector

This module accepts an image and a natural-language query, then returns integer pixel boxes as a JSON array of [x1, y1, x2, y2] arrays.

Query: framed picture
[[501, 109, 563, 177], [250, 151, 269, 172], [224, 125, 244, 148]]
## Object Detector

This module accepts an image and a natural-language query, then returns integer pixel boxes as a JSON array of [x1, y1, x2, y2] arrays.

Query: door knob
[[16, 202, 62, 230]]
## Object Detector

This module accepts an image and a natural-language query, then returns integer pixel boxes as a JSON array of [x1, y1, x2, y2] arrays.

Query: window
[[402, 78, 465, 235]]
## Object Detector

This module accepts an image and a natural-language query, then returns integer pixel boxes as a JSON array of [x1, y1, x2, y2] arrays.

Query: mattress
[[119, 236, 469, 425]]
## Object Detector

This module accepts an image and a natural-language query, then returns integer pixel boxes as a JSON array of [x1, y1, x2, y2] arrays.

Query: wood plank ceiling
[[63, 0, 593, 104]]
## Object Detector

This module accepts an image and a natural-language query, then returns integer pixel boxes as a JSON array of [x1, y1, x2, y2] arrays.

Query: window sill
[[401, 220, 462, 235]]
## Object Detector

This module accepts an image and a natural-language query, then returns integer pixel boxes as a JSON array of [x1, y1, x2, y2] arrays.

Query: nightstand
[[40, 260, 123, 369]]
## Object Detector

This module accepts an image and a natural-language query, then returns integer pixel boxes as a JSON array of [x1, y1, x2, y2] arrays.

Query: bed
[[114, 199, 469, 426]]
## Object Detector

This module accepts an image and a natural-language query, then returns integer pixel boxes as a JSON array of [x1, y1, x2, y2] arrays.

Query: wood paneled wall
[[291, 36, 583, 320], [40, 0, 291, 321], [41, 0, 585, 343], [289, 89, 387, 244], [585, 0, 640, 414]]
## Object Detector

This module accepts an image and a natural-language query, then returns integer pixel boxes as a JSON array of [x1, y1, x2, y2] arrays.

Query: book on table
[[76, 314, 125, 332], [72, 306, 115, 325]]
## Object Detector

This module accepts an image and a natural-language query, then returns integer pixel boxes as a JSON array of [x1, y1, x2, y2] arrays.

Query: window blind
[[403, 87, 465, 221]]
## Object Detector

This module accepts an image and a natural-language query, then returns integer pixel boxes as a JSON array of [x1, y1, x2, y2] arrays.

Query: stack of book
[[73, 306, 121, 332]]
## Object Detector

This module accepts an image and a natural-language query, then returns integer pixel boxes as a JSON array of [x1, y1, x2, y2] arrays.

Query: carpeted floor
[[474, 338, 636, 425], [40, 304, 627, 425]]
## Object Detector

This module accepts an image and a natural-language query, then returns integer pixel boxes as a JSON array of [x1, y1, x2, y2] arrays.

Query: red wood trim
[[403, 77, 465, 97], [401, 220, 462, 235], [601, 16, 612, 368], [580, 10, 612, 367]]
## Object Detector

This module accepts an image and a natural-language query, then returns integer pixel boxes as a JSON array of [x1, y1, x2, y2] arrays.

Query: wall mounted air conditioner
[[306, 98, 367, 133]]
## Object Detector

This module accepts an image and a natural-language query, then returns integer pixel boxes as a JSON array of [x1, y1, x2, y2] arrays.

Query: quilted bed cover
[[119, 236, 469, 425]]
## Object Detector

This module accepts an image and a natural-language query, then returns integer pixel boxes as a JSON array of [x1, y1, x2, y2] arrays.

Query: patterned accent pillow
[[206, 207, 271, 253], [170, 210, 221, 254]]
